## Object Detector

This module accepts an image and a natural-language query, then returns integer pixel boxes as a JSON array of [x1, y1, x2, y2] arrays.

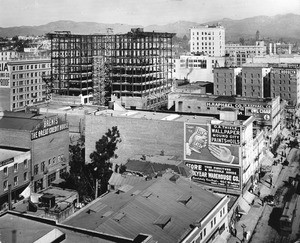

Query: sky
[[0, 0, 300, 27]]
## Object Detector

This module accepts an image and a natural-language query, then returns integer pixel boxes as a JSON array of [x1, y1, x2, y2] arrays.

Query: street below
[[250, 147, 300, 243]]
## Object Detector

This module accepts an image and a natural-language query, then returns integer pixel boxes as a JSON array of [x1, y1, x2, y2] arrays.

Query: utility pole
[[95, 179, 98, 199]]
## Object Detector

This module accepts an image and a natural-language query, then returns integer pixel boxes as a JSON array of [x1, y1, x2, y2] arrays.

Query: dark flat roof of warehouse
[[0, 212, 149, 243]]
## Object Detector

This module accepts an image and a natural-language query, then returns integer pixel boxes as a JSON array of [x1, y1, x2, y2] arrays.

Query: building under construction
[[47, 29, 175, 109]]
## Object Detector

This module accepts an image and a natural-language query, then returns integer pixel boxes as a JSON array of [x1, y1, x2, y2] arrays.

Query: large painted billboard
[[0, 62, 10, 88], [210, 124, 241, 145], [184, 123, 240, 166], [31, 116, 68, 140], [185, 162, 241, 190], [206, 101, 272, 121]]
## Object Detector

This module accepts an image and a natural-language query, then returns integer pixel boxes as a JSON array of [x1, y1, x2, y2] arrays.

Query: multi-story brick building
[[173, 54, 225, 83], [225, 41, 266, 67], [167, 93, 281, 143], [0, 148, 31, 209], [190, 25, 225, 57], [0, 57, 50, 111], [270, 67, 300, 106], [0, 50, 18, 61], [85, 108, 265, 196], [213, 67, 242, 96], [0, 112, 69, 192], [241, 65, 271, 98]]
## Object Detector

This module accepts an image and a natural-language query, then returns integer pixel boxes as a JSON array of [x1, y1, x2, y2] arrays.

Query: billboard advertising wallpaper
[[184, 123, 240, 166]]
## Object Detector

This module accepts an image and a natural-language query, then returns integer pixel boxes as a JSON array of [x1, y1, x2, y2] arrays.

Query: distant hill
[[1, 13, 300, 42], [146, 13, 300, 42], [0, 20, 142, 37]]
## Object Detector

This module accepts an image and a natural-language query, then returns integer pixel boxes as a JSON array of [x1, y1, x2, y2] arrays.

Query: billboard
[[206, 101, 272, 121], [210, 124, 241, 145], [31, 116, 68, 140], [0, 62, 10, 88], [186, 162, 241, 190], [184, 123, 240, 165]]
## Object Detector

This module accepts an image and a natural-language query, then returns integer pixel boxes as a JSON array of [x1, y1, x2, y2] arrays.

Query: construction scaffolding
[[47, 28, 175, 108]]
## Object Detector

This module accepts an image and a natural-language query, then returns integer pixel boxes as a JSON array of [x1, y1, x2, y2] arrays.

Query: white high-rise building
[[190, 25, 225, 57]]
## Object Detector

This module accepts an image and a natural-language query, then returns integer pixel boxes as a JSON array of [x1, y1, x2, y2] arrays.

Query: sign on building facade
[[0, 62, 10, 87], [184, 123, 242, 190], [31, 116, 68, 140], [186, 162, 241, 190]]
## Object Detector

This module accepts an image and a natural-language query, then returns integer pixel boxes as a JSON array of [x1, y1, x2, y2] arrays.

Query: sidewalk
[[227, 141, 288, 243], [227, 162, 283, 243]]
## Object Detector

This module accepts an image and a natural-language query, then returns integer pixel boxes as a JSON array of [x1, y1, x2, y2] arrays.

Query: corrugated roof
[[108, 173, 145, 189], [125, 159, 191, 177], [64, 172, 223, 243]]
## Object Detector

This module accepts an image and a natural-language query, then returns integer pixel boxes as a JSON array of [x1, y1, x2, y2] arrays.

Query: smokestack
[[269, 43, 272, 55]]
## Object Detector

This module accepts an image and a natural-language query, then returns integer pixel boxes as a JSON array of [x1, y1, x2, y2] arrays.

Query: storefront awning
[[30, 193, 43, 204], [282, 128, 291, 138], [243, 191, 256, 205], [261, 154, 273, 167], [238, 197, 251, 215]]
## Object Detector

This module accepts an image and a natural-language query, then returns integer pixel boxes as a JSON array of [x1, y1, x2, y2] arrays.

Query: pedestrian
[[257, 191, 261, 198], [270, 177, 273, 186], [261, 198, 264, 206]]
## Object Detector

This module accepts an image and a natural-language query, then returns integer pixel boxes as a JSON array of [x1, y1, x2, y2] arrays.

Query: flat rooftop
[[94, 109, 215, 124], [0, 148, 28, 162], [0, 212, 138, 243], [170, 92, 273, 104]]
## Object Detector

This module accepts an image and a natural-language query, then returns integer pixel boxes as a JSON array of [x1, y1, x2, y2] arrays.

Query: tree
[[61, 135, 95, 202], [119, 164, 127, 174], [12, 35, 19, 42], [239, 37, 245, 45], [90, 126, 121, 196]]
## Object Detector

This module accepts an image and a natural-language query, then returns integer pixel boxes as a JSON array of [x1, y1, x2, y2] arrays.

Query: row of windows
[[273, 93, 292, 98], [12, 64, 50, 71], [192, 31, 223, 36], [12, 71, 46, 79], [12, 98, 42, 109], [243, 73, 261, 78], [215, 84, 234, 89], [243, 79, 261, 84], [12, 78, 44, 87], [272, 80, 292, 85], [2, 160, 28, 176], [243, 92, 262, 97], [13, 88, 45, 95], [273, 86, 291, 91], [34, 155, 65, 175], [196, 206, 226, 242], [215, 91, 234, 96], [0, 51, 16, 56], [215, 79, 234, 83], [192, 37, 215, 41], [216, 73, 234, 77], [3, 173, 28, 191]]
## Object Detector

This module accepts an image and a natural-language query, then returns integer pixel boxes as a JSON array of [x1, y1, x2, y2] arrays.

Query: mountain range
[[1, 13, 300, 42]]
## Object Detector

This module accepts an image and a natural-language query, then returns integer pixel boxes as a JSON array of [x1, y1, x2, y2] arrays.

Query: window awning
[[238, 197, 251, 215], [243, 190, 256, 205]]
